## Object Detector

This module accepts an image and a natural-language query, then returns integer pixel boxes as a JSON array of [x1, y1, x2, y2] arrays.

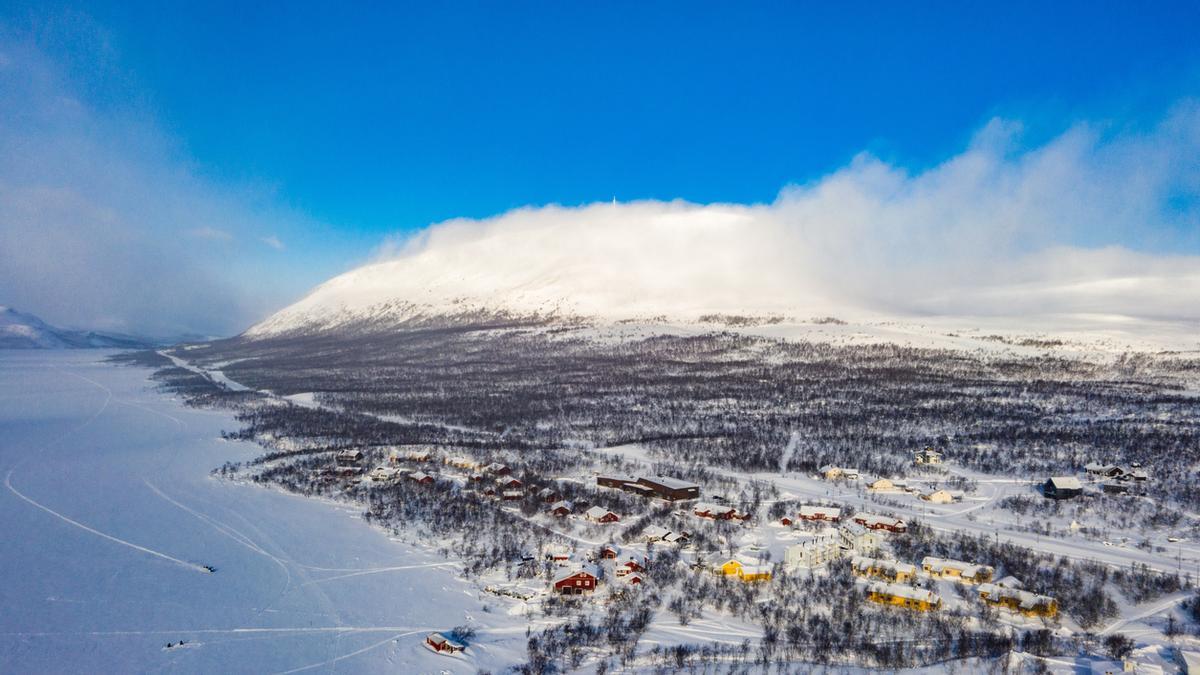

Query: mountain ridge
[[0, 306, 160, 350]]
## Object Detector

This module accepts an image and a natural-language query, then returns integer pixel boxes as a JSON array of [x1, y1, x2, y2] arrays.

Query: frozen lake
[[0, 351, 519, 673]]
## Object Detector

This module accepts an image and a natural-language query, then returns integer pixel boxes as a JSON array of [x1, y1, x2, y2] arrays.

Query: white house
[[838, 523, 880, 554], [784, 534, 843, 570]]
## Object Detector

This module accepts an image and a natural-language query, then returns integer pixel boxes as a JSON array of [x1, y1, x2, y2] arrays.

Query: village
[[305, 441, 1197, 672]]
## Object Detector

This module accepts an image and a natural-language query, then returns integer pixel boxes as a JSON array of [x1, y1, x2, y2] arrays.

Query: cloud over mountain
[[257, 105, 1200, 335]]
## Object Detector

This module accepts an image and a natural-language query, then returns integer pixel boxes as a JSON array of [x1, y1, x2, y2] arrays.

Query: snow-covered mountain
[[244, 201, 1200, 342], [244, 202, 853, 337], [0, 306, 157, 349]]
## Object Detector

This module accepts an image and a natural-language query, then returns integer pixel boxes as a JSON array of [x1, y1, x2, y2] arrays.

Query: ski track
[[299, 561, 462, 586], [5, 364, 210, 574], [271, 629, 426, 675], [5, 469, 211, 574], [142, 478, 296, 603]]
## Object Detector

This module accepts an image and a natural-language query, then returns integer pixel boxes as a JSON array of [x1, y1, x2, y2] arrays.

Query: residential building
[[851, 555, 917, 583], [866, 581, 941, 611], [1043, 476, 1083, 500], [921, 556, 994, 583]]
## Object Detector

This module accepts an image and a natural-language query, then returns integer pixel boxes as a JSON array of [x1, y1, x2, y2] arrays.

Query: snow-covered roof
[[867, 581, 939, 604], [426, 632, 465, 649], [855, 513, 905, 527], [1048, 476, 1082, 490], [553, 564, 598, 584], [852, 555, 916, 576], [921, 556, 991, 577], [585, 505, 615, 519], [840, 522, 869, 536], [693, 501, 734, 514], [643, 525, 671, 540], [739, 564, 771, 575], [642, 475, 698, 490], [978, 583, 1055, 609], [549, 500, 573, 511], [799, 505, 842, 518]]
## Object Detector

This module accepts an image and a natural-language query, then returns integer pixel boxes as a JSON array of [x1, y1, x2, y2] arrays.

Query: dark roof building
[[636, 476, 700, 501], [1043, 476, 1082, 500]]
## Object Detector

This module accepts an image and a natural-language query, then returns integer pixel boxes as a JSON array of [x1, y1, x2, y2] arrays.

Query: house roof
[[549, 500, 573, 511], [585, 505, 615, 519], [643, 525, 671, 539], [979, 583, 1054, 608], [856, 513, 905, 527], [426, 632, 465, 648], [852, 555, 917, 576], [553, 564, 598, 585], [1048, 476, 1082, 490], [840, 522, 870, 536], [641, 475, 698, 490], [868, 581, 939, 604], [799, 505, 842, 518], [922, 556, 991, 577]]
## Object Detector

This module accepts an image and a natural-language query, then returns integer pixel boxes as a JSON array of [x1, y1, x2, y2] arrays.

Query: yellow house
[[868, 478, 895, 492], [866, 581, 941, 611], [716, 559, 744, 576], [714, 559, 771, 582], [737, 564, 772, 582], [977, 584, 1058, 618], [921, 489, 955, 504], [851, 555, 917, 583], [922, 557, 993, 584]]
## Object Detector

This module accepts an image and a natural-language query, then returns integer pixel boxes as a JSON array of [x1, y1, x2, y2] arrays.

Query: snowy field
[[0, 351, 526, 673]]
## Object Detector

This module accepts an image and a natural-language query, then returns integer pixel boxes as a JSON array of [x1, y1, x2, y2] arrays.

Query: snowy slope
[[0, 306, 156, 349], [0, 352, 527, 673]]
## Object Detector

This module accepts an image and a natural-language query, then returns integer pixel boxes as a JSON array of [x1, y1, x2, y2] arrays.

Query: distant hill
[[0, 306, 159, 350]]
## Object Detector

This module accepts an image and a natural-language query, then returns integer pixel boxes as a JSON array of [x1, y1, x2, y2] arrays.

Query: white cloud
[[260, 235, 285, 250], [335, 104, 1200, 331], [0, 31, 313, 337]]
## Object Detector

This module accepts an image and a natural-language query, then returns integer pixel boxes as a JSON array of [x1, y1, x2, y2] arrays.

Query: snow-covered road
[[0, 352, 525, 673]]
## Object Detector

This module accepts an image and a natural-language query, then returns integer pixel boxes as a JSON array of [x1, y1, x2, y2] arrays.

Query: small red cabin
[[426, 632, 465, 654]]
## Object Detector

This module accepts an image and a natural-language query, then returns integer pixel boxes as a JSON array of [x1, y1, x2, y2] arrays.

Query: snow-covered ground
[[0, 351, 528, 673]]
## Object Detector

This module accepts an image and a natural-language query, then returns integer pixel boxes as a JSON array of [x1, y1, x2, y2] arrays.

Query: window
[[576, 580, 581, 586]]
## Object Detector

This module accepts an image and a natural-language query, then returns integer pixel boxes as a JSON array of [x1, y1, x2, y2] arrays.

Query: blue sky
[[1, 2, 1199, 335]]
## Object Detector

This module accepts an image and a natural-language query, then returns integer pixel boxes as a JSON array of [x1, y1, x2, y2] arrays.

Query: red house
[[853, 513, 907, 533], [549, 500, 572, 517], [486, 462, 511, 476], [693, 502, 737, 520], [410, 471, 434, 485], [585, 506, 620, 523], [497, 477, 523, 490], [616, 555, 646, 576], [553, 567, 599, 595], [599, 544, 621, 559], [425, 632, 465, 654]]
